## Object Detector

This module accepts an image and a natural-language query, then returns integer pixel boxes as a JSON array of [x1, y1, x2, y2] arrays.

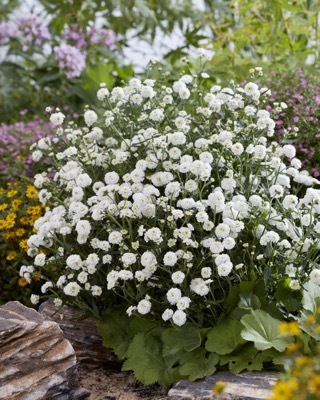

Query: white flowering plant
[[25, 61, 320, 385]]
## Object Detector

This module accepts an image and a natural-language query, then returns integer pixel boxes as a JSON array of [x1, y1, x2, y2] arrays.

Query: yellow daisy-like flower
[[6, 251, 17, 261], [3, 231, 15, 240], [0, 219, 6, 229], [279, 321, 301, 336], [18, 277, 29, 287], [19, 239, 28, 251], [7, 189, 18, 198], [20, 216, 31, 225], [26, 185, 38, 199], [6, 212, 16, 222], [4, 220, 15, 229], [11, 199, 22, 211], [0, 203, 8, 211], [26, 205, 42, 216], [15, 228, 26, 237]]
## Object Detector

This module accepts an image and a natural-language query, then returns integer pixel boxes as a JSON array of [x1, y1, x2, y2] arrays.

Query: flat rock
[[168, 371, 278, 400], [0, 301, 90, 400], [39, 300, 119, 368]]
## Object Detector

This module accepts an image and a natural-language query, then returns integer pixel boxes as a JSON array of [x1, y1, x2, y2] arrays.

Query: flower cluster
[[63, 24, 116, 51], [0, 117, 55, 182], [26, 65, 320, 327], [265, 69, 320, 177], [54, 44, 87, 79], [0, 181, 44, 280], [0, 13, 50, 48]]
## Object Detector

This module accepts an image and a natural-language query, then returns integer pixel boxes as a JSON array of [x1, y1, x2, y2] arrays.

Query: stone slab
[[168, 371, 278, 400]]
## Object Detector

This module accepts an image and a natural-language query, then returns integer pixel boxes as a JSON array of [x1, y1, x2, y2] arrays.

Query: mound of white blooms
[[24, 65, 320, 327]]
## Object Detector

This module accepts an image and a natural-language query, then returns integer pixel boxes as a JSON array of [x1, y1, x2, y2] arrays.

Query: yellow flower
[[18, 277, 29, 287], [28, 205, 42, 214], [19, 239, 28, 251], [285, 342, 300, 355], [5, 219, 15, 228], [7, 189, 18, 198], [6, 212, 16, 222], [0, 203, 8, 211], [11, 199, 22, 211], [15, 228, 26, 237], [0, 219, 6, 229], [294, 356, 313, 369], [26, 185, 38, 198], [212, 381, 227, 395], [4, 219, 15, 229], [6, 251, 17, 261], [270, 381, 295, 400], [20, 216, 31, 225], [279, 321, 301, 336], [308, 374, 320, 394], [3, 232, 13, 240]]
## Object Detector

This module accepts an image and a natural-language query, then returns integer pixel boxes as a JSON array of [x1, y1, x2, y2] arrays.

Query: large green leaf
[[162, 325, 202, 356], [241, 310, 292, 352], [97, 309, 131, 360], [206, 319, 246, 355], [179, 348, 219, 381], [122, 332, 181, 386], [302, 282, 320, 313]]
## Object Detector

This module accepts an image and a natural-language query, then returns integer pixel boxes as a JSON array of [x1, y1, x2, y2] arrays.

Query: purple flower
[[0, 117, 55, 180], [16, 14, 51, 44], [63, 24, 87, 49], [88, 26, 116, 50], [265, 68, 320, 177], [0, 21, 18, 45], [54, 44, 86, 79]]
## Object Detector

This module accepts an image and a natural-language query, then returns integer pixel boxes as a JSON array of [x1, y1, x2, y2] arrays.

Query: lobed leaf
[[240, 310, 292, 352]]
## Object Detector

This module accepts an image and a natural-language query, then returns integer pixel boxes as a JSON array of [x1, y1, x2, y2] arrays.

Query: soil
[[78, 364, 169, 400]]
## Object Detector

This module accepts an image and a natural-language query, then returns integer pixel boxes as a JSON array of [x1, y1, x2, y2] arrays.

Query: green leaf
[[238, 292, 261, 310], [275, 278, 301, 312], [162, 325, 202, 356], [220, 344, 279, 374], [302, 282, 320, 313], [122, 332, 181, 386], [85, 62, 115, 87], [179, 348, 219, 381], [241, 310, 292, 352], [97, 309, 131, 360], [206, 319, 246, 355]]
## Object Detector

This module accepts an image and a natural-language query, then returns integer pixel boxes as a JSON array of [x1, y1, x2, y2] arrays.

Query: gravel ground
[[78, 364, 169, 400]]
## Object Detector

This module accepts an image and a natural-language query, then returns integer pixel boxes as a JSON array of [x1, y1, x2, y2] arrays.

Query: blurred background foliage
[[2, 0, 320, 123]]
